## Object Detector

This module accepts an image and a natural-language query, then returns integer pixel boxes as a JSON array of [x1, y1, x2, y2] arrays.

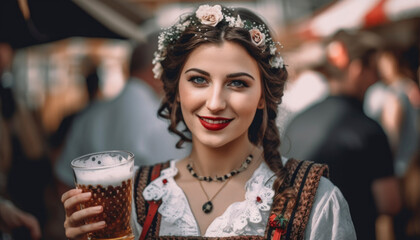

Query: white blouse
[[133, 159, 356, 239]]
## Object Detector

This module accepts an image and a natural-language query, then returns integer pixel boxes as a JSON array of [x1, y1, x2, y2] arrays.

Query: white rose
[[249, 28, 265, 47], [196, 5, 223, 27]]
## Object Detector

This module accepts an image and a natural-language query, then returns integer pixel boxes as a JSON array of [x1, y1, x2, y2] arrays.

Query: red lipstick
[[198, 116, 233, 131]]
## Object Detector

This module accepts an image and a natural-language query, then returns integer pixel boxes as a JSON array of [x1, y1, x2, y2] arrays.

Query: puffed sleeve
[[304, 177, 357, 240]]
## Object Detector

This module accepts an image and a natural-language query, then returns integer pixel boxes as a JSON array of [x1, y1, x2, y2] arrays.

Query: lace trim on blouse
[[142, 160, 276, 237]]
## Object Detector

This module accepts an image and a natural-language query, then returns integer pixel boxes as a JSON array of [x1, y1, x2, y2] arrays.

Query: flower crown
[[152, 4, 285, 79]]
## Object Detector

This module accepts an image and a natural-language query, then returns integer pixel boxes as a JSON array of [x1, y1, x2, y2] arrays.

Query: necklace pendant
[[202, 201, 213, 214]]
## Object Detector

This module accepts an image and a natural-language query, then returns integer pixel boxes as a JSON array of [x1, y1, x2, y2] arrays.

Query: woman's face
[[178, 41, 263, 148]]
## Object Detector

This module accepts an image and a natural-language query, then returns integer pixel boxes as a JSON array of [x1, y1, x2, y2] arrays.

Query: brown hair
[[157, 6, 292, 207]]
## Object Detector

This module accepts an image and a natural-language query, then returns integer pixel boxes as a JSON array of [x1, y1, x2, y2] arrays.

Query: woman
[[365, 47, 418, 177], [62, 5, 356, 239]]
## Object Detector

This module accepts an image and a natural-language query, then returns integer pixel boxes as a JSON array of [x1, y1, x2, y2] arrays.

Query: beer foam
[[76, 153, 128, 168], [73, 153, 134, 186]]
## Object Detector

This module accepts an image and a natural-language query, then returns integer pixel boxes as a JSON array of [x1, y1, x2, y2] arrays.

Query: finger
[[20, 213, 41, 240], [1, 203, 26, 229], [61, 189, 83, 203], [65, 221, 106, 239], [64, 192, 92, 217], [66, 206, 103, 227]]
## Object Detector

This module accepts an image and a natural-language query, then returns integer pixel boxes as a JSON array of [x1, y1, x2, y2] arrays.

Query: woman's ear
[[327, 41, 349, 69], [257, 98, 265, 109]]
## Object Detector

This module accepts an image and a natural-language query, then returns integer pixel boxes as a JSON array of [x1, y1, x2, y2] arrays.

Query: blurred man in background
[[54, 32, 189, 191], [0, 42, 45, 240], [48, 56, 102, 163], [281, 30, 401, 240]]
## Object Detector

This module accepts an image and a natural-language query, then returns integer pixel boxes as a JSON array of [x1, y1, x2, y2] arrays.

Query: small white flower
[[153, 62, 163, 79], [249, 28, 266, 47], [226, 16, 236, 27], [175, 23, 184, 32], [269, 55, 284, 69], [176, 20, 191, 31], [183, 20, 191, 27], [196, 5, 223, 27], [234, 15, 244, 28], [270, 45, 277, 55]]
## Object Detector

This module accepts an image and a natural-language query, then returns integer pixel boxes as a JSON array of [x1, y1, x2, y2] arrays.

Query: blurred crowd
[[1, 2, 420, 240], [279, 29, 420, 240]]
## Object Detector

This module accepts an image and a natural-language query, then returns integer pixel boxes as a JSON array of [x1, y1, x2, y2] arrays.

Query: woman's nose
[[206, 85, 226, 112]]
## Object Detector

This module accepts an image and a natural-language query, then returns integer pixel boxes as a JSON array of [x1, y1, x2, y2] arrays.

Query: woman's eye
[[228, 80, 248, 88], [188, 76, 207, 85]]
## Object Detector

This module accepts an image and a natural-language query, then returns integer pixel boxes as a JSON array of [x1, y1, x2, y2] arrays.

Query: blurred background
[[0, 0, 419, 239]]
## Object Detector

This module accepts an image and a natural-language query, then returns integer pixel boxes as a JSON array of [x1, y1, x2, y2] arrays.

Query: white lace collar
[[142, 160, 276, 237]]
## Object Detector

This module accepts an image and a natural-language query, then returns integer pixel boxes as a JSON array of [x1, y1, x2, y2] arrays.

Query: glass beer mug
[[71, 151, 135, 240]]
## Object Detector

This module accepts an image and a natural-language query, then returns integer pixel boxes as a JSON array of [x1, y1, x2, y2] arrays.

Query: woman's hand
[[61, 189, 106, 240], [0, 199, 41, 240]]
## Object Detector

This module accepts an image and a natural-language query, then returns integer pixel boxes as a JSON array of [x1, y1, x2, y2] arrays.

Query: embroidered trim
[[268, 159, 329, 240], [136, 159, 328, 239]]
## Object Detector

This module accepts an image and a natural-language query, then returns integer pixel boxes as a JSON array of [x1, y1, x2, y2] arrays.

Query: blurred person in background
[[282, 30, 401, 240], [364, 47, 419, 177], [277, 43, 329, 137], [0, 197, 41, 240], [54, 31, 189, 192], [44, 57, 103, 240], [0, 42, 49, 239], [393, 150, 420, 240], [277, 67, 329, 140], [48, 56, 102, 164]]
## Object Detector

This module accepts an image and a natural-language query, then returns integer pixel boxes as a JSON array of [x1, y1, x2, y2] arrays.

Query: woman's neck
[[188, 137, 257, 177]]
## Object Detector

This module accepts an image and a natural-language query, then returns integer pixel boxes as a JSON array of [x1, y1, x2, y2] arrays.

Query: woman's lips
[[198, 116, 233, 131]]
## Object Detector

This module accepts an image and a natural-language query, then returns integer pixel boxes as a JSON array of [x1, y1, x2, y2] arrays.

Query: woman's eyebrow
[[184, 68, 210, 76], [184, 68, 255, 80], [226, 72, 255, 80]]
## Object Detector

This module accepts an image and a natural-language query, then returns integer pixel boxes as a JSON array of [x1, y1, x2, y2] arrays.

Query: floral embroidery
[[205, 163, 276, 236], [269, 214, 288, 240], [143, 163, 198, 235], [142, 160, 277, 237]]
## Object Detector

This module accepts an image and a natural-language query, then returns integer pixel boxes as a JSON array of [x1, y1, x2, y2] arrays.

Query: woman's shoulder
[[314, 176, 345, 207], [306, 176, 357, 239]]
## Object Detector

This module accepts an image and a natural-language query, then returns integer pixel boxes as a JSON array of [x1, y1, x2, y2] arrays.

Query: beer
[[72, 151, 135, 240], [77, 179, 133, 239]]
